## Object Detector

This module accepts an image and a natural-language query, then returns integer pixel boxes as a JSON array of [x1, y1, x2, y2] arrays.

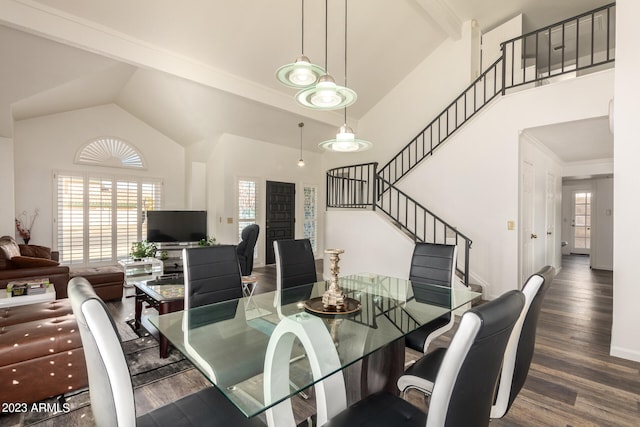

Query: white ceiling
[[0, 0, 614, 156]]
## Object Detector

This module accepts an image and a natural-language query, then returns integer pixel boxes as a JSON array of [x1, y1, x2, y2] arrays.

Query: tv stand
[[155, 242, 200, 274]]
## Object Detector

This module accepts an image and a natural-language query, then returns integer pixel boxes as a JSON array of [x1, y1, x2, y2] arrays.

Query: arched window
[[75, 137, 145, 169]]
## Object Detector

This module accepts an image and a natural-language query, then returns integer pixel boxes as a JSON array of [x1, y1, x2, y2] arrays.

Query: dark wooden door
[[265, 181, 295, 264]]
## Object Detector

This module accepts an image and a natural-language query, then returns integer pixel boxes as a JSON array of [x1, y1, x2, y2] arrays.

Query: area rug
[[1, 333, 195, 427]]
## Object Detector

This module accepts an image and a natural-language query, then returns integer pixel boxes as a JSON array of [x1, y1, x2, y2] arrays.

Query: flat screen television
[[146, 210, 207, 243]]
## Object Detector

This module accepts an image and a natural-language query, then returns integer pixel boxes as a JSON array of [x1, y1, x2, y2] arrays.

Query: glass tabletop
[[134, 277, 184, 302], [149, 273, 479, 418]]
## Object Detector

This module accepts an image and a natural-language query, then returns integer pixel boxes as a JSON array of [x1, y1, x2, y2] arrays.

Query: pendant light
[[319, 0, 372, 152], [276, 0, 325, 88], [297, 122, 306, 167], [295, 0, 356, 110]]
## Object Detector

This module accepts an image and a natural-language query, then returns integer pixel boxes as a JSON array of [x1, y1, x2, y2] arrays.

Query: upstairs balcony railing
[[502, 2, 615, 92], [378, 2, 615, 187], [326, 3, 616, 289]]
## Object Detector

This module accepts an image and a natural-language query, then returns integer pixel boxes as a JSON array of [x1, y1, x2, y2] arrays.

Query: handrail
[[326, 3, 616, 290], [378, 57, 503, 186], [375, 175, 472, 286], [501, 2, 615, 92], [326, 162, 378, 209]]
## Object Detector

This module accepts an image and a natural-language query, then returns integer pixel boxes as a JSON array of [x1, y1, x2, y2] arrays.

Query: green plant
[[130, 240, 157, 259], [197, 236, 218, 247]]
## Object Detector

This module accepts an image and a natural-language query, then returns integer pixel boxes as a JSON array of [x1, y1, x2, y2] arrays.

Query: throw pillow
[[0, 235, 21, 259], [10, 256, 59, 268], [18, 244, 52, 259]]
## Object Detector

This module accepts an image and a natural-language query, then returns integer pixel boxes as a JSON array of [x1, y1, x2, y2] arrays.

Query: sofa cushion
[[0, 235, 21, 261], [18, 244, 52, 260], [11, 256, 59, 268]]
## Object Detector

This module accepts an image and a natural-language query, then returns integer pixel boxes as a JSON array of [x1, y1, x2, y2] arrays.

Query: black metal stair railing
[[326, 162, 378, 209], [377, 57, 504, 187], [377, 2, 616, 188], [376, 176, 472, 286], [501, 2, 615, 92], [325, 3, 616, 289]]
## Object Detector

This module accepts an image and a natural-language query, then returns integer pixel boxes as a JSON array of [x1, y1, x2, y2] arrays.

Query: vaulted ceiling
[[0, 0, 613, 155]]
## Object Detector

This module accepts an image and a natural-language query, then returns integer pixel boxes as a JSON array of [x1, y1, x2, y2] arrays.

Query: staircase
[[326, 3, 616, 287]]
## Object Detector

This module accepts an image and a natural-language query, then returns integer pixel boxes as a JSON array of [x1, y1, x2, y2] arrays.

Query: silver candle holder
[[322, 248, 347, 310]]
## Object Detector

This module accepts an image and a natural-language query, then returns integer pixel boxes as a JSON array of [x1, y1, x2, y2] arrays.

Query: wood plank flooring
[[405, 255, 640, 426], [6, 256, 639, 426]]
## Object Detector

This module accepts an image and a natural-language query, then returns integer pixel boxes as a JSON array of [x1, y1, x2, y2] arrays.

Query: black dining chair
[[67, 276, 264, 427], [237, 224, 259, 276], [322, 290, 525, 427], [273, 238, 317, 290], [405, 243, 458, 354], [273, 238, 317, 400], [182, 245, 243, 309], [397, 266, 555, 420]]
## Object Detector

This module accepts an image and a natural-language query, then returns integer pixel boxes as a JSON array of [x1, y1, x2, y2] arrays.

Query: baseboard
[[610, 346, 640, 363]]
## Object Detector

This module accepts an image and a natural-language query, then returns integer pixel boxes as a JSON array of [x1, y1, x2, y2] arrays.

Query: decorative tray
[[303, 297, 362, 316]]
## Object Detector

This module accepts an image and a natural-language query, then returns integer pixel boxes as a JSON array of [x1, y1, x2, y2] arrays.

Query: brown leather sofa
[[0, 236, 125, 301], [0, 299, 88, 405], [0, 236, 71, 298]]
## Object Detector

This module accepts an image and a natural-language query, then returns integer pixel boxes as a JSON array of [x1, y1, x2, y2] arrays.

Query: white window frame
[[237, 177, 259, 259], [302, 184, 319, 253], [53, 170, 163, 266]]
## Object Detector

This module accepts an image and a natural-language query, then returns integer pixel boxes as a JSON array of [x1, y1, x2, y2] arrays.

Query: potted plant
[[130, 240, 157, 260], [198, 236, 218, 247]]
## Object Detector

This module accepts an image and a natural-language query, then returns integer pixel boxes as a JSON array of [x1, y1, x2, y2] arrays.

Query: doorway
[[571, 190, 592, 255], [265, 181, 295, 264]]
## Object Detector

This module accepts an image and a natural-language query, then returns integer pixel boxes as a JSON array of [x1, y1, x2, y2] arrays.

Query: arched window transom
[[75, 137, 145, 169]]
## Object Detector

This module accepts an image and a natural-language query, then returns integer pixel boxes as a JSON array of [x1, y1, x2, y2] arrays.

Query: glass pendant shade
[[319, 124, 372, 152], [296, 74, 357, 110], [297, 158, 305, 167], [276, 55, 325, 88]]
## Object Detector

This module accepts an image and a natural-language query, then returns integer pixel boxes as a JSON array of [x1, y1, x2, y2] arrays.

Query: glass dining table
[[149, 273, 480, 426]]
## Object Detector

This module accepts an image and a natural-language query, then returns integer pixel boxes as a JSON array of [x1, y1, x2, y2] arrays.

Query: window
[[55, 171, 162, 265], [238, 179, 258, 253], [303, 186, 318, 252]]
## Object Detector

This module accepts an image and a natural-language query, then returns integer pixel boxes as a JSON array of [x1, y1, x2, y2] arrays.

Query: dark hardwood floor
[[7, 256, 639, 426], [405, 255, 640, 426]]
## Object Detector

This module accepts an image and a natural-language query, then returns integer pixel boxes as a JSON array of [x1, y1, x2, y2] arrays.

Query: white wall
[[207, 134, 325, 266], [320, 21, 477, 174], [323, 210, 414, 280], [12, 104, 185, 248], [326, 69, 614, 301], [0, 137, 15, 235], [612, 0, 640, 362]]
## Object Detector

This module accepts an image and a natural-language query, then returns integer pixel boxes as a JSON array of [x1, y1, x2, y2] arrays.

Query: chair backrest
[[183, 245, 243, 309], [68, 276, 136, 426], [427, 290, 525, 427], [273, 239, 317, 290], [491, 265, 555, 418], [409, 243, 457, 288], [237, 224, 260, 276]]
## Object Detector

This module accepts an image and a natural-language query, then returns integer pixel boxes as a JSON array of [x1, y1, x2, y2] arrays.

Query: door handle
[[530, 233, 538, 239]]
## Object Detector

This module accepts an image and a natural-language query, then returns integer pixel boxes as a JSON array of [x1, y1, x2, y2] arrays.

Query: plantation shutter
[[55, 173, 85, 265]]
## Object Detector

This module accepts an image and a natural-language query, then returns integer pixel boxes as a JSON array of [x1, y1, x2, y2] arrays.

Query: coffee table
[[134, 277, 184, 358]]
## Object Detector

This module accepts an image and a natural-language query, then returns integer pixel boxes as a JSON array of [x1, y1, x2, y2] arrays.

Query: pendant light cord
[[344, 0, 348, 123], [301, 0, 305, 54], [324, 0, 328, 71], [299, 122, 304, 157]]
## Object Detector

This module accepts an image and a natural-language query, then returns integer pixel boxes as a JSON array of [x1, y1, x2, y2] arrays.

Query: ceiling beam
[[411, 0, 463, 40]]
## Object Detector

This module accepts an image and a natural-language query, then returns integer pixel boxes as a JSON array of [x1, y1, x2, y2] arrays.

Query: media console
[[156, 242, 201, 274]]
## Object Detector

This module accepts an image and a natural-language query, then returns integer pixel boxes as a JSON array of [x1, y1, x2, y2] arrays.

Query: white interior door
[[571, 190, 592, 255], [545, 173, 556, 266], [521, 161, 535, 283]]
